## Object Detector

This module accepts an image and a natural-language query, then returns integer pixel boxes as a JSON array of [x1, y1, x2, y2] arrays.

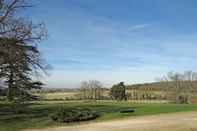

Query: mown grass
[[1, 101, 197, 131]]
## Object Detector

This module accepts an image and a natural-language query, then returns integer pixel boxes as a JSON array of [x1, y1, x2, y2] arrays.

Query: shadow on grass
[[0, 102, 138, 120]]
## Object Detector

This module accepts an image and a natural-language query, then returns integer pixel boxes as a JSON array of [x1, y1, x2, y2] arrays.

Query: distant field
[[1, 101, 197, 131], [35, 90, 110, 100], [36, 92, 79, 100], [35, 90, 166, 99]]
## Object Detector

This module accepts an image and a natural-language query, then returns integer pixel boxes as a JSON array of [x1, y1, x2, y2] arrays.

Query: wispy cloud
[[31, 0, 197, 88], [88, 21, 151, 35], [129, 24, 151, 31]]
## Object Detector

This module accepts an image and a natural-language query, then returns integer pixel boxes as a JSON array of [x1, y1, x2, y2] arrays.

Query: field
[[34, 90, 110, 100], [36, 92, 79, 100], [1, 101, 197, 131]]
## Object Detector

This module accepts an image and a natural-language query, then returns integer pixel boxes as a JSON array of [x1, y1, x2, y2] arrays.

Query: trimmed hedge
[[51, 107, 99, 123]]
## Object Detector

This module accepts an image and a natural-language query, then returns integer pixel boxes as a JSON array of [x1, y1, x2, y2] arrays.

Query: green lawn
[[1, 101, 197, 131]]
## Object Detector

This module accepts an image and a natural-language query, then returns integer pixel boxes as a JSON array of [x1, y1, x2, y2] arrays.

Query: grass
[[1, 101, 197, 131]]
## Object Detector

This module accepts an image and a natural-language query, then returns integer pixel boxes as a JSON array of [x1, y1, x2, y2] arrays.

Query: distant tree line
[[78, 72, 197, 104], [78, 81, 127, 101]]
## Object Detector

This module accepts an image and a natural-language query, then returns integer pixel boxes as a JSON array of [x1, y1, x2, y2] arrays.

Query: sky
[[25, 0, 197, 88]]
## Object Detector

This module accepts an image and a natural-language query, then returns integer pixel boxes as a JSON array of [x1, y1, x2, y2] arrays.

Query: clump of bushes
[[51, 107, 99, 123]]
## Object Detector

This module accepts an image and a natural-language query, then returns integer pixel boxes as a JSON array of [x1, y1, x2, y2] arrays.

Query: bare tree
[[0, 0, 31, 35], [160, 71, 197, 103], [182, 71, 197, 91], [79, 80, 104, 100], [80, 81, 89, 99]]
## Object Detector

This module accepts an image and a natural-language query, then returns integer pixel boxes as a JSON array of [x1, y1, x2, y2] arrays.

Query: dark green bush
[[51, 107, 99, 123], [120, 108, 135, 113]]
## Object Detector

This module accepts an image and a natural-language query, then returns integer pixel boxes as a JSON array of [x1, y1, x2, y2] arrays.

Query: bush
[[51, 107, 99, 123], [120, 108, 135, 113]]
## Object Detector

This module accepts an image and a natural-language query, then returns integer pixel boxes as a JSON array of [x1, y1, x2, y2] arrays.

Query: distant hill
[[127, 81, 197, 91], [127, 82, 167, 91]]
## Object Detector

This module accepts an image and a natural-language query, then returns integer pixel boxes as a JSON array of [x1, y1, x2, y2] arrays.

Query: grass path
[[25, 111, 197, 131]]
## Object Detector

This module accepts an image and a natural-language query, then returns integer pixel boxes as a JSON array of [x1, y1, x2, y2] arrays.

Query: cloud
[[34, 1, 197, 88], [128, 24, 151, 31], [88, 21, 151, 35]]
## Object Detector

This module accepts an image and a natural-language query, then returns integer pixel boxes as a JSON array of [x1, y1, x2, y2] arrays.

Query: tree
[[80, 81, 89, 99], [160, 71, 197, 104], [0, 0, 47, 101], [110, 82, 126, 101], [0, 0, 32, 35], [0, 32, 46, 101], [79, 80, 104, 100]]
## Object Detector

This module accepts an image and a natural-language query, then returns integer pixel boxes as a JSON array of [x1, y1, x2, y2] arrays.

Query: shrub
[[51, 107, 99, 123], [120, 108, 135, 113]]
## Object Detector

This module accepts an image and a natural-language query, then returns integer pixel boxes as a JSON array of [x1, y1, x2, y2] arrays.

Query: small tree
[[110, 82, 126, 101]]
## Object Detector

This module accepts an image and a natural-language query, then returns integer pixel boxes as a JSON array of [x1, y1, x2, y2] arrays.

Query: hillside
[[127, 81, 197, 91]]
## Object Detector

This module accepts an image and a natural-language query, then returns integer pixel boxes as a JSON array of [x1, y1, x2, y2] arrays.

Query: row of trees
[[79, 80, 104, 100], [78, 81, 127, 101], [79, 71, 197, 104], [160, 71, 197, 103], [126, 91, 166, 100], [0, 0, 47, 101]]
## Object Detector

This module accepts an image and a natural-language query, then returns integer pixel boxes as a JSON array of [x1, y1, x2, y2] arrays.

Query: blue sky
[[26, 0, 197, 88]]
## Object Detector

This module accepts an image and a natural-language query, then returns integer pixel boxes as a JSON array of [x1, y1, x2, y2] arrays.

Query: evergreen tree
[[110, 82, 126, 101], [0, 0, 47, 101]]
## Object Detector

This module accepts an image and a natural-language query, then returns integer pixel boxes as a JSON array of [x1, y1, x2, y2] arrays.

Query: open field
[[1, 101, 197, 131], [34, 90, 110, 100], [36, 92, 79, 100], [25, 111, 197, 131]]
